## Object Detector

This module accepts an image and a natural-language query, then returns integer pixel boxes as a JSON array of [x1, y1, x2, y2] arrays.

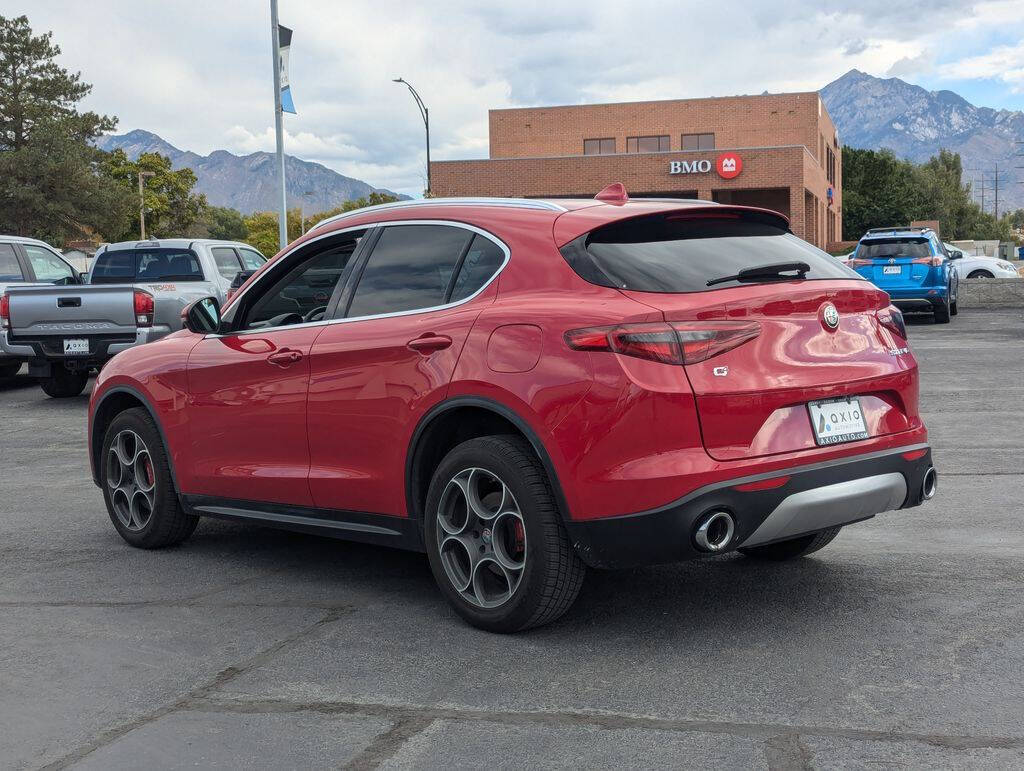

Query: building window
[[626, 135, 670, 153], [826, 146, 836, 186], [681, 133, 715, 151], [583, 138, 615, 155]]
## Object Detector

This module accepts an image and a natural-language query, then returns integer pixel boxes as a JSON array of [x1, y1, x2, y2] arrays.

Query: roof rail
[[310, 197, 567, 232], [865, 226, 932, 234]]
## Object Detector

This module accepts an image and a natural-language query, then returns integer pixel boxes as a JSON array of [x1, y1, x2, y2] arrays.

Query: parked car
[[848, 227, 959, 323], [0, 239, 265, 397], [88, 191, 935, 633], [944, 243, 1019, 279], [0, 235, 85, 378]]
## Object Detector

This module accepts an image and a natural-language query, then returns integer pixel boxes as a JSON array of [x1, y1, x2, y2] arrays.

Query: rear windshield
[[91, 248, 204, 284], [560, 212, 858, 293], [856, 238, 932, 260]]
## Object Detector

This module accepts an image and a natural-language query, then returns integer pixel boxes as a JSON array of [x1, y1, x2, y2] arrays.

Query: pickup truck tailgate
[[7, 285, 137, 337]]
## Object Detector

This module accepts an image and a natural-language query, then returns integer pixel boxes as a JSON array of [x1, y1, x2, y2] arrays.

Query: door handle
[[407, 334, 452, 354], [267, 349, 303, 367]]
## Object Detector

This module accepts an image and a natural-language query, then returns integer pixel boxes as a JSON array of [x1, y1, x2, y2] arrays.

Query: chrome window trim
[[208, 219, 511, 339], [310, 197, 566, 232]]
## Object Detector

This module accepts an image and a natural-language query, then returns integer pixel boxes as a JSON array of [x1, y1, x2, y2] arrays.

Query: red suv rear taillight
[[134, 289, 154, 327], [876, 306, 907, 340], [0, 293, 9, 330], [565, 321, 760, 365]]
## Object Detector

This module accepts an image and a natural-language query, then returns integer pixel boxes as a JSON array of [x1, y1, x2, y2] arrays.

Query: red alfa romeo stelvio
[[88, 184, 936, 632]]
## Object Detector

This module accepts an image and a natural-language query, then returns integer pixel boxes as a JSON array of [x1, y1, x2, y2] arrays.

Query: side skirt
[[181, 495, 425, 552]]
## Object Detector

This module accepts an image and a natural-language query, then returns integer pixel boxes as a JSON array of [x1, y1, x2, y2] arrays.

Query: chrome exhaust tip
[[694, 511, 735, 552], [922, 467, 937, 501]]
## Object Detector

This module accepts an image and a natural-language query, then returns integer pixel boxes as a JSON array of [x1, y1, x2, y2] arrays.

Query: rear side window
[[346, 225, 471, 317], [211, 247, 243, 279], [237, 248, 266, 270], [450, 235, 505, 302], [560, 212, 858, 293], [92, 249, 204, 283], [0, 243, 25, 281], [857, 238, 931, 260]]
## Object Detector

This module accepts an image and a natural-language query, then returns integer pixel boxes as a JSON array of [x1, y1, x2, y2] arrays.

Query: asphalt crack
[[343, 715, 437, 770], [39, 606, 353, 770], [182, 696, 1024, 752], [764, 732, 815, 770]]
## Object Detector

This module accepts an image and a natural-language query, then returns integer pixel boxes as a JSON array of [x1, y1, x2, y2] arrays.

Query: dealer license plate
[[808, 397, 869, 446], [63, 338, 89, 355], [882, 265, 901, 275]]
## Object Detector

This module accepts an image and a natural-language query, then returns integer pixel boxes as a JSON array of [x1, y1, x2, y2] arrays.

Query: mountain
[[821, 70, 1024, 211], [95, 129, 408, 215]]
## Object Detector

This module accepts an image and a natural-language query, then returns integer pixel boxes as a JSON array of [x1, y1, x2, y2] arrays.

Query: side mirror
[[226, 269, 257, 303], [77, 271, 89, 284], [948, 250, 962, 260], [182, 296, 221, 334]]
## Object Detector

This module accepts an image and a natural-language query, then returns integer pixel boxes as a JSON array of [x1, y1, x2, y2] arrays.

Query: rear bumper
[[887, 287, 947, 304], [566, 444, 933, 568], [1, 325, 171, 366]]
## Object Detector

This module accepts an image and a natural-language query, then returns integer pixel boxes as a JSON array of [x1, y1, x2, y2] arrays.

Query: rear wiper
[[706, 261, 811, 287]]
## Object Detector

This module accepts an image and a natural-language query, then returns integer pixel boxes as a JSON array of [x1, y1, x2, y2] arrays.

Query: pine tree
[[0, 14, 132, 242]]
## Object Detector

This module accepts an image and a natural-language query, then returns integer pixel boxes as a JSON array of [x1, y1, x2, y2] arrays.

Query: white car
[[944, 243, 1019, 279]]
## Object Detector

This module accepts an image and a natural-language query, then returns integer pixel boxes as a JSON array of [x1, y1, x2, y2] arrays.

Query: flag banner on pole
[[279, 25, 296, 114]]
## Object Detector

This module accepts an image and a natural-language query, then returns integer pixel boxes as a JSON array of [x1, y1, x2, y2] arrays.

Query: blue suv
[[850, 227, 959, 324]]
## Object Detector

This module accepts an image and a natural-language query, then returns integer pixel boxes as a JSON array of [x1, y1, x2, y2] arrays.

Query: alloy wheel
[[435, 467, 526, 609], [106, 429, 156, 532]]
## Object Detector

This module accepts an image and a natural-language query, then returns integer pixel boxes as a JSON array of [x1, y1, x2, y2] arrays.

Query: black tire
[[739, 526, 842, 561], [933, 295, 951, 324], [950, 299, 958, 316], [423, 435, 585, 633], [100, 407, 198, 549], [0, 362, 21, 378], [967, 270, 993, 279], [40, 369, 89, 398]]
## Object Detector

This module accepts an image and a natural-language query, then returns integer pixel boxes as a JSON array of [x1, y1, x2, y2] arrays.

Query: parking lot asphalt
[[2, 308, 1023, 770]]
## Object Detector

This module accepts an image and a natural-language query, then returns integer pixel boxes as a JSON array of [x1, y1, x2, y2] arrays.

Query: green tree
[[0, 14, 132, 242], [842, 146, 1017, 242], [841, 147, 926, 239], [316, 191, 400, 221], [244, 193, 400, 255], [189, 205, 248, 241], [101, 149, 207, 240], [241, 211, 282, 256]]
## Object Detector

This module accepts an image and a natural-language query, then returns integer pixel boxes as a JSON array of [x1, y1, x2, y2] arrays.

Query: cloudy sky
[[13, 0, 1024, 197]]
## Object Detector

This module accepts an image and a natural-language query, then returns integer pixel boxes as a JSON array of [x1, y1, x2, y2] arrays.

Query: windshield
[[857, 238, 932, 260], [560, 211, 859, 293]]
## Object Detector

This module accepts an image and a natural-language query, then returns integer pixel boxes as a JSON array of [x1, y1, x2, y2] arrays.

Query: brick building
[[431, 91, 842, 247]]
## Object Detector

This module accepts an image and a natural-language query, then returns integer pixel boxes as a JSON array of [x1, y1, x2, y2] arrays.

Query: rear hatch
[[849, 237, 937, 291], [560, 208, 920, 460]]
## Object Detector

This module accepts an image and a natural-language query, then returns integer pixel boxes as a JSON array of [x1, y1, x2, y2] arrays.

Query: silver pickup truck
[[0, 235, 86, 379], [1, 238, 266, 397]]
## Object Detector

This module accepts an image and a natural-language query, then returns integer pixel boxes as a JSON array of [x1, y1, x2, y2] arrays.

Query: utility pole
[[137, 171, 155, 239], [270, 0, 288, 250], [994, 162, 1000, 220]]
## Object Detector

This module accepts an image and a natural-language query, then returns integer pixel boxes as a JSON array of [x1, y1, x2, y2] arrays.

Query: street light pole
[[270, 0, 288, 250], [393, 77, 430, 196], [138, 171, 155, 239]]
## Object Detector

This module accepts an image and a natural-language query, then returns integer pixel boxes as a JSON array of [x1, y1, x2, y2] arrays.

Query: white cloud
[[19, 0, 1023, 197], [939, 40, 1024, 92]]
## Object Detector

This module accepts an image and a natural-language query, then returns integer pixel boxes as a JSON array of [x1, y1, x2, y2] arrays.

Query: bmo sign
[[669, 152, 743, 179]]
